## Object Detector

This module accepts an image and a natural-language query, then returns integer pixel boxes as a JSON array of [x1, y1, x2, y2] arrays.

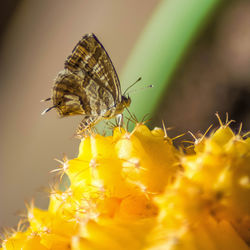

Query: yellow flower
[[1, 120, 250, 250]]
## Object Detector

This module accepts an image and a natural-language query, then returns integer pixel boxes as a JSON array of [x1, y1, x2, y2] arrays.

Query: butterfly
[[42, 33, 132, 135]]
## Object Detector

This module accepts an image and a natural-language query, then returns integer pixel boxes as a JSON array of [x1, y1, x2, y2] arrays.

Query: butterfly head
[[121, 95, 131, 108], [113, 95, 131, 116]]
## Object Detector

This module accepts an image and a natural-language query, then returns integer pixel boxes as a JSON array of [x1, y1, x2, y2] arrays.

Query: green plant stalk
[[121, 0, 221, 126]]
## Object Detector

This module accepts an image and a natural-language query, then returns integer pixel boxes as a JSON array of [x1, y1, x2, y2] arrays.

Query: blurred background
[[0, 0, 249, 229]]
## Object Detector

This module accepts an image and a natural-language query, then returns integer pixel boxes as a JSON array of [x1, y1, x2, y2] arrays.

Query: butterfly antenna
[[127, 84, 153, 95], [123, 77, 142, 96]]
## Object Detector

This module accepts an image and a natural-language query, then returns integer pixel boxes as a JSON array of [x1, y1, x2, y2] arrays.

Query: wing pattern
[[44, 33, 130, 134], [65, 33, 121, 103]]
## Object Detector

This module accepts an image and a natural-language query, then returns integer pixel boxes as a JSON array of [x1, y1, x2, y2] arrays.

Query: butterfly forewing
[[65, 34, 121, 103]]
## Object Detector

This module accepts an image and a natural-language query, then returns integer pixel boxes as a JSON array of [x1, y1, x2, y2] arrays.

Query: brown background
[[0, 0, 160, 228], [1, 0, 250, 230]]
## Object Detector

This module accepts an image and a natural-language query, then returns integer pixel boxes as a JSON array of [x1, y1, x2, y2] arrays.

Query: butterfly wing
[[49, 33, 123, 133], [65, 33, 122, 104], [52, 68, 115, 118]]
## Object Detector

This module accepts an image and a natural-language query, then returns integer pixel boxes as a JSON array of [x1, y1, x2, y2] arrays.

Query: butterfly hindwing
[[53, 68, 115, 117]]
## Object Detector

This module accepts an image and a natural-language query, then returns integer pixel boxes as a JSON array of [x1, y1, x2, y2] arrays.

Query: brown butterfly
[[42, 33, 134, 135]]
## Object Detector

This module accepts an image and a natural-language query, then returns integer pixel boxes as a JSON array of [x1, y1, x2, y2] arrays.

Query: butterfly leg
[[76, 115, 99, 136], [115, 114, 123, 131]]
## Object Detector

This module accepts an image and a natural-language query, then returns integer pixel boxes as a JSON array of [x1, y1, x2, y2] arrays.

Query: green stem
[[121, 0, 221, 127]]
